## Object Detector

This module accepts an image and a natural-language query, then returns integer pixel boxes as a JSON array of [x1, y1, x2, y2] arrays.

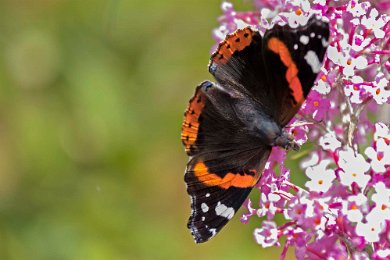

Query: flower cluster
[[214, 0, 390, 259]]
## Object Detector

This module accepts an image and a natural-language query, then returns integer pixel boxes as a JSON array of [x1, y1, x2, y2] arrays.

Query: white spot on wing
[[310, 32, 315, 38], [205, 193, 210, 197], [190, 195, 195, 216], [201, 203, 209, 213], [202, 216, 205, 221], [200, 203, 209, 213], [300, 35, 310, 45], [304, 50, 322, 73], [294, 44, 298, 50], [209, 228, 217, 238], [215, 202, 235, 220], [322, 38, 329, 47]]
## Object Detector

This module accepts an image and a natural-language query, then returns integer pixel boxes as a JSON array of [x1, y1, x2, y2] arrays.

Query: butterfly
[[181, 16, 329, 243]]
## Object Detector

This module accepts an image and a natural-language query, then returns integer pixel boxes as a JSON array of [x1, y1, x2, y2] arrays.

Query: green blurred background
[[0, 0, 297, 259]]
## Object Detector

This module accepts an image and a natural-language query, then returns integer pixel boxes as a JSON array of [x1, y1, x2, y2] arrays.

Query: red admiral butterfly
[[181, 16, 329, 243]]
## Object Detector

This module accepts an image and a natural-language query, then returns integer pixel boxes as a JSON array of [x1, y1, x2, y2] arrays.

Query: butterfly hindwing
[[182, 81, 271, 243], [181, 81, 243, 156], [185, 151, 270, 243]]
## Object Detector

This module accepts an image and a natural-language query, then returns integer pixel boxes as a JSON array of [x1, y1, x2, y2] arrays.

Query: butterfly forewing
[[263, 16, 330, 125]]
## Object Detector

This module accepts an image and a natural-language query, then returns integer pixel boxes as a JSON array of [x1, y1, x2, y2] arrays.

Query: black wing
[[263, 16, 329, 125], [209, 16, 329, 126], [181, 81, 271, 243]]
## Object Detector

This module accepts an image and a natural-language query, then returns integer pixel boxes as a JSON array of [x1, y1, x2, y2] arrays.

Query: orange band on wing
[[181, 90, 205, 154], [267, 38, 304, 105], [211, 27, 254, 64], [193, 161, 257, 189]]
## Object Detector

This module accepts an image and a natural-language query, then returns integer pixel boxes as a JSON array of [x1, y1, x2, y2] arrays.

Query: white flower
[[327, 43, 368, 77], [305, 160, 336, 193], [374, 122, 390, 141], [319, 131, 342, 152], [345, 76, 373, 104], [268, 15, 287, 29], [346, 0, 370, 17], [301, 152, 319, 169], [373, 182, 390, 199], [313, 197, 335, 236], [287, 0, 311, 12], [338, 148, 371, 188], [221, 1, 233, 11], [301, 196, 315, 218], [365, 123, 390, 173], [327, 45, 345, 66], [257, 192, 281, 217], [254, 221, 279, 247], [369, 76, 390, 105], [260, 8, 273, 29], [351, 34, 372, 52], [313, 214, 327, 237], [370, 182, 390, 222], [283, 12, 312, 28], [338, 147, 370, 174], [344, 76, 366, 104], [277, 1, 313, 29], [342, 193, 368, 222], [342, 56, 368, 77], [361, 8, 389, 38], [377, 249, 390, 258], [365, 138, 390, 173], [353, 252, 370, 260], [234, 19, 251, 29], [338, 173, 370, 190], [313, 73, 331, 95], [355, 217, 384, 243], [351, 76, 363, 84], [213, 25, 229, 42], [313, 0, 325, 5]]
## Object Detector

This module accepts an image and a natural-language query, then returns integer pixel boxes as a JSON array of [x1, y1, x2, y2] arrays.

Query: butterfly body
[[182, 16, 329, 243]]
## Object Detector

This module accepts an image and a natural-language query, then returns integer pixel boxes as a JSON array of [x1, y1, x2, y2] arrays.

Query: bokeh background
[[0, 0, 340, 259]]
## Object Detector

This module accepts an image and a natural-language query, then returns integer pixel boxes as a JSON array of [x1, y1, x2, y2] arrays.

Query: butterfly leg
[[273, 131, 300, 151]]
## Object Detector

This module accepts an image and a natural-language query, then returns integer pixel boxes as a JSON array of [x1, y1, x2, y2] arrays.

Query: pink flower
[[213, 0, 390, 258], [240, 199, 256, 223], [257, 191, 282, 219], [301, 91, 331, 121]]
